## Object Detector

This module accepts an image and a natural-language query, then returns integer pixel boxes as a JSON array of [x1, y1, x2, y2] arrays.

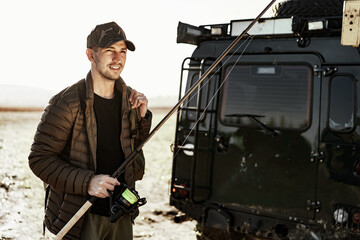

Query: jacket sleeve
[[28, 95, 94, 196]]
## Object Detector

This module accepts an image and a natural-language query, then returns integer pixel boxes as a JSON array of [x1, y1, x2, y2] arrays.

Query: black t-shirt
[[91, 90, 125, 216]]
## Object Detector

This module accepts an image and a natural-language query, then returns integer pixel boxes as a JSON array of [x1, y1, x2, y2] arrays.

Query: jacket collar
[[85, 70, 127, 99]]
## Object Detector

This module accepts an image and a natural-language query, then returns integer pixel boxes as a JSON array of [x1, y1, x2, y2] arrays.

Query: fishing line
[[173, 34, 256, 160], [180, 13, 272, 109], [173, 10, 272, 159], [182, 34, 253, 107], [173, 10, 273, 158]]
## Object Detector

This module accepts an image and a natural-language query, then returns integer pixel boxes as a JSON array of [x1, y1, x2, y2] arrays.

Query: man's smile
[[110, 65, 121, 70]]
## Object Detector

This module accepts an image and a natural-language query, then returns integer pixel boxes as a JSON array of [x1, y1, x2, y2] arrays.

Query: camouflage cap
[[87, 22, 135, 51]]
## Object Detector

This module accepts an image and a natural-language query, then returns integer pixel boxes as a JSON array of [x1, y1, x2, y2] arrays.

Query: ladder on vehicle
[[172, 57, 222, 203]]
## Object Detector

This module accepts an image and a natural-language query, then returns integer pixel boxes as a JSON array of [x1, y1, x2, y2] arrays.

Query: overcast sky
[[0, 0, 273, 98]]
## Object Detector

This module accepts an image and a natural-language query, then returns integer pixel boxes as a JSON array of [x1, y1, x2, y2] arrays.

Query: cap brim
[[101, 39, 136, 51], [125, 40, 136, 51]]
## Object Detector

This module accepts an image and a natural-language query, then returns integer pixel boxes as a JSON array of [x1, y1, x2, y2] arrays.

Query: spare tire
[[272, 0, 344, 18]]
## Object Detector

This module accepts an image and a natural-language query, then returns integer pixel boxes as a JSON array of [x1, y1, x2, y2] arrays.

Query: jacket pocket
[[44, 187, 64, 235]]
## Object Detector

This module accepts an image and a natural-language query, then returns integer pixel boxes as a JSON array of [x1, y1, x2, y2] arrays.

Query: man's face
[[91, 40, 127, 81]]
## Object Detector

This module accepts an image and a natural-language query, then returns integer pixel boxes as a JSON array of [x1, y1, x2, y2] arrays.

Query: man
[[29, 22, 152, 240]]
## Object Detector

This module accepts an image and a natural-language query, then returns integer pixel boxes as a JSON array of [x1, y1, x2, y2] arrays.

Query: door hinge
[[313, 65, 338, 77], [215, 136, 229, 153], [310, 151, 324, 163], [307, 200, 321, 212]]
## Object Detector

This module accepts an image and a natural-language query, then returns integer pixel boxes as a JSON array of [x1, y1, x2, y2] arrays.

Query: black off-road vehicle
[[170, 0, 360, 239]]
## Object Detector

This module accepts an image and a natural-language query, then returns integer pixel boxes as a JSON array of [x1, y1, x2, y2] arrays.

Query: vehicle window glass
[[186, 72, 200, 108], [185, 73, 208, 121], [328, 75, 355, 132], [220, 64, 312, 129]]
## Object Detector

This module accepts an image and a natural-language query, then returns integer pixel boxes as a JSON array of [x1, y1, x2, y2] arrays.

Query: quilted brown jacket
[[28, 72, 152, 239]]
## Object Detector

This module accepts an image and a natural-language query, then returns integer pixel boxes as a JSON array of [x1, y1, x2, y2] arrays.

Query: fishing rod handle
[[54, 199, 94, 239]]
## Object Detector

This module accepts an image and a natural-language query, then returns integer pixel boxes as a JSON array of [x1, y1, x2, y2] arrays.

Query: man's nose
[[113, 52, 122, 62]]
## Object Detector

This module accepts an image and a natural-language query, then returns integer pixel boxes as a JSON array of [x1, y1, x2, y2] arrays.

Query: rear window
[[328, 75, 356, 132], [220, 64, 312, 130]]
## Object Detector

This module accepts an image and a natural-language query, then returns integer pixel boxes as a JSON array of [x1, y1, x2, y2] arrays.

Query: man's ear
[[86, 48, 95, 63]]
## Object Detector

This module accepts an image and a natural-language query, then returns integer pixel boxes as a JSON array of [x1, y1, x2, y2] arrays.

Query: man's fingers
[[128, 88, 148, 117], [94, 187, 109, 198], [129, 90, 147, 107], [132, 96, 148, 109], [103, 176, 120, 186], [102, 181, 116, 192], [88, 175, 120, 198], [129, 89, 136, 102]]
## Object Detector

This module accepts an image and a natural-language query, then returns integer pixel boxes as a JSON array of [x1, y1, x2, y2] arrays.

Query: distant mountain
[[148, 95, 177, 108], [0, 84, 177, 109], [0, 84, 54, 109]]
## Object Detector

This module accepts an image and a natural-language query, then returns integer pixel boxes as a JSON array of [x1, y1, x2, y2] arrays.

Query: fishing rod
[[55, 1, 276, 238]]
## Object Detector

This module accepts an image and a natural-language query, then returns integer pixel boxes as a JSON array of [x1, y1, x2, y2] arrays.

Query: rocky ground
[[0, 110, 197, 240]]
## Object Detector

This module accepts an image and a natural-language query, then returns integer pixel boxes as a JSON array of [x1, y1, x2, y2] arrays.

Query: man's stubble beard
[[94, 59, 122, 81], [99, 70, 121, 82]]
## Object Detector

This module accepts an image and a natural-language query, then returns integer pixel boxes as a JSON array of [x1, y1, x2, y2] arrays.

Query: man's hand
[[88, 174, 120, 198], [129, 89, 148, 118]]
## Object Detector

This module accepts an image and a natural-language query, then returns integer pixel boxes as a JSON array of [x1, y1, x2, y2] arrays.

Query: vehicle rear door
[[212, 53, 322, 221], [316, 65, 360, 228]]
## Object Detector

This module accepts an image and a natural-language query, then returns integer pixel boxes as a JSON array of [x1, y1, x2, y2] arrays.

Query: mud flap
[[201, 206, 232, 238]]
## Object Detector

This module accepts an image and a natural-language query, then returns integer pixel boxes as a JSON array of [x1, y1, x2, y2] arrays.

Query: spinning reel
[[109, 183, 146, 223]]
